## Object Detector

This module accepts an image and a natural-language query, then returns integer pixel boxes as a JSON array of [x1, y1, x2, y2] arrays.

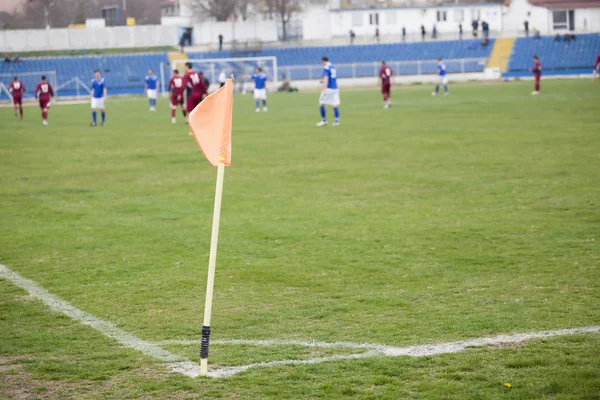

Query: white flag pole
[[200, 160, 226, 375]]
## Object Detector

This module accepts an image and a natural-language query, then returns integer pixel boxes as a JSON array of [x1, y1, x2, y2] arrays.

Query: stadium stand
[[0, 53, 168, 98], [186, 39, 495, 81], [188, 39, 494, 66], [1, 34, 598, 97], [505, 33, 600, 78]]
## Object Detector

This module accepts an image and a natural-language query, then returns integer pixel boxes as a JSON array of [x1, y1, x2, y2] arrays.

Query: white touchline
[[1, 263, 599, 379], [0, 264, 199, 378]]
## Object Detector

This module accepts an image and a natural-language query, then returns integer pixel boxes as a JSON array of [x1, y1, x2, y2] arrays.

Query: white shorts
[[319, 88, 340, 106], [91, 97, 105, 109], [438, 76, 449, 85], [147, 89, 158, 99], [254, 88, 267, 100]]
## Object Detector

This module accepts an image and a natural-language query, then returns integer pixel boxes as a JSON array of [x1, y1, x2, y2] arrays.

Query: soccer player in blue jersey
[[145, 69, 159, 111], [317, 57, 340, 127], [432, 58, 449, 96], [91, 70, 107, 126], [251, 67, 268, 112]]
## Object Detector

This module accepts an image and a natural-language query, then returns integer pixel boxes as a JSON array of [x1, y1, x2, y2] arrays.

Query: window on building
[[352, 12, 363, 27], [437, 10, 447, 22], [553, 11, 567, 29], [369, 13, 379, 26], [454, 9, 464, 23], [471, 9, 480, 21]]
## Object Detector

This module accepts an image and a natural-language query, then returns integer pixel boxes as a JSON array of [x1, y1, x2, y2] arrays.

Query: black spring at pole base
[[200, 325, 211, 359]]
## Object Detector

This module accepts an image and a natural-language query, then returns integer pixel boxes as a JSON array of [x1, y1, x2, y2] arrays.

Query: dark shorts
[[12, 96, 22, 105], [187, 95, 202, 112], [171, 94, 184, 107], [39, 98, 50, 110], [382, 84, 391, 95]]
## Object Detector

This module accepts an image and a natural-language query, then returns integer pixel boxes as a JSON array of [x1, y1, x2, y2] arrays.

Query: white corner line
[[1, 263, 599, 379], [0, 263, 199, 378]]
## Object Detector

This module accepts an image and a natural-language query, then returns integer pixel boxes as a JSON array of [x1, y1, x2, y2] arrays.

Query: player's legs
[[382, 86, 391, 108], [443, 77, 449, 95], [100, 108, 106, 126], [18, 99, 23, 119], [170, 98, 178, 124], [180, 98, 187, 120], [332, 91, 340, 125], [13, 98, 18, 116], [317, 91, 327, 126], [253, 89, 260, 112], [533, 76, 540, 94], [333, 106, 340, 126], [40, 100, 48, 125], [91, 98, 97, 126], [148, 90, 157, 110]]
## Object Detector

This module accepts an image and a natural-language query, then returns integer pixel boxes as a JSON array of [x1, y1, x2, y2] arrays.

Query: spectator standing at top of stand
[[524, 20, 529, 37], [402, 27, 406, 41], [459, 24, 463, 39], [472, 20, 479, 38], [349, 29, 356, 45], [218, 34, 223, 51], [481, 21, 489, 38], [421, 25, 426, 41], [432, 25, 437, 39], [179, 28, 192, 52], [375, 28, 380, 43]]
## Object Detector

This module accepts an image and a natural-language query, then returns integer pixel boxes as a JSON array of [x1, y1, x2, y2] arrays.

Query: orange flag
[[188, 76, 233, 167]]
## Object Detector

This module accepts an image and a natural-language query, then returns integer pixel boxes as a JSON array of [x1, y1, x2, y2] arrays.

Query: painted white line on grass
[[158, 338, 388, 351], [178, 325, 600, 378], [157, 326, 600, 378], [1, 263, 599, 379], [0, 263, 198, 378]]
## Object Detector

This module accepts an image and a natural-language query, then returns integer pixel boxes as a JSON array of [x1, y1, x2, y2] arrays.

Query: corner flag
[[188, 75, 234, 375]]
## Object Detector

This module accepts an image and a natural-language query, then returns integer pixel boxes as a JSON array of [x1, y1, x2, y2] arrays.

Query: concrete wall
[[575, 8, 600, 32], [0, 19, 277, 52], [1, 26, 180, 52], [193, 20, 278, 45]]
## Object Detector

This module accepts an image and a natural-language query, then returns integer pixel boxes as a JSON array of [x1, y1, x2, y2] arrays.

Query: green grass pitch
[[1, 80, 599, 399]]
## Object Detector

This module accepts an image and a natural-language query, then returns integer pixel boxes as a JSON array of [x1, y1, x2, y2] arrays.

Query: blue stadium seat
[[506, 33, 600, 76], [186, 39, 495, 75], [0, 52, 169, 98]]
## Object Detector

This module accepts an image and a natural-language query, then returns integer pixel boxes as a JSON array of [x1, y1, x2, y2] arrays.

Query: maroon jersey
[[595, 54, 600, 70], [9, 81, 25, 99], [532, 60, 542, 76], [380, 66, 393, 86], [183, 71, 206, 98], [169, 75, 185, 97], [35, 81, 54, 101]]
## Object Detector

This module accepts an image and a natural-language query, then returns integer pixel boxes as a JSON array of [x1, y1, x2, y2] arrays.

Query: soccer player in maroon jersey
[[8, 76, 25, 119], [530, 55, 541, 95], [35, 75, 54, 126], [379, 61, 393, 109], [168, 69, 186, 124], [182, 62, 207, 115], [593, 54, 600, 81]]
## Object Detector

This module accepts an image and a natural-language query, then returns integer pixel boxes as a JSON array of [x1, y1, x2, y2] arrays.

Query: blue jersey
[[91, 78, 105, 98], [251, 73, 267, 89], [145, 75, 158, 90], [437, 62, 447, 76], [322, 62, 338, 89]]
